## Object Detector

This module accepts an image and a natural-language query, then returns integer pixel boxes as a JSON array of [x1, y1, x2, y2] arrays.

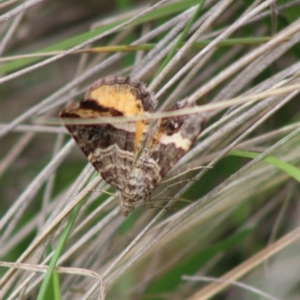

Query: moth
[[60, 77, 204, 216]]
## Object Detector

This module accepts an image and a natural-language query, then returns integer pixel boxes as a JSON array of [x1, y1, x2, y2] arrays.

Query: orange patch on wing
[[134, 121, 147, 151], [151, 129, 164, 150], [88, 84, 145, 116]]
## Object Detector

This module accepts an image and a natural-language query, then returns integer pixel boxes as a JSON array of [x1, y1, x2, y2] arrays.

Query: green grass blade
[[230, 150, 300, 182]]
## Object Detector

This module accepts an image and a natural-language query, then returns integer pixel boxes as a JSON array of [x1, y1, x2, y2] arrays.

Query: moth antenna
[[162, 165, 211, 183], [154, 177, 199, 200], [91, 189, 117, 197]]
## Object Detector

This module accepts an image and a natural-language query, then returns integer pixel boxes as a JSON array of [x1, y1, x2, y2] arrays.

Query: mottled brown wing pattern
[[151, 100, 205, 179], [60, 77, 157, 191], [60, 77, 204, 216], [120, 100, 204, 212]]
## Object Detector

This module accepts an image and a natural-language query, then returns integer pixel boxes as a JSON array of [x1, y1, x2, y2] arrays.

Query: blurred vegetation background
[[1, 0, 300, 299]]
